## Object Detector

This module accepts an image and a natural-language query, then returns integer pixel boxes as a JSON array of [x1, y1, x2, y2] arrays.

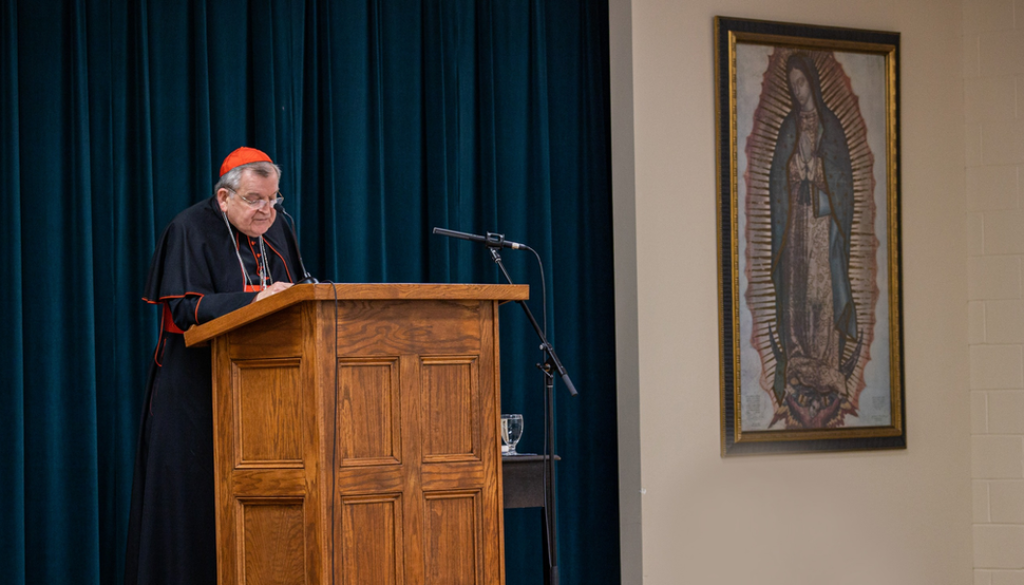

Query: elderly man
[[125, 147, 302, 585]]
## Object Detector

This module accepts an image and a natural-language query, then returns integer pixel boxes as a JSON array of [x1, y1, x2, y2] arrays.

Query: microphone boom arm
[[488, 248, 578, 397]]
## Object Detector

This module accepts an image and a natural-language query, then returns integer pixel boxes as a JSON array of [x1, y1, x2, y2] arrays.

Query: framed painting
[[714, 17, 905, 455]]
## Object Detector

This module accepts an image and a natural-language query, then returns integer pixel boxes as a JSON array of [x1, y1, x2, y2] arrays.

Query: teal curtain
[[0, 1, 619, 584]]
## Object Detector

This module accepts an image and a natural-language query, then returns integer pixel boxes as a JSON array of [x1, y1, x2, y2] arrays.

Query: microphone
[[276, 203, 319, 284], [432, 227, 527, 250]]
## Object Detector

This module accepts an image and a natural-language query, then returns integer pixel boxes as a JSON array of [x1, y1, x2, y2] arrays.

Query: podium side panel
[[215, 304, 319, 585], [226, 307, 303, 361], [482, 301, 504, 585]]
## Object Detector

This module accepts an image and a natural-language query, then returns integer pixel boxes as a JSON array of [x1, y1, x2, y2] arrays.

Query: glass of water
[[501, 414, 523, 456]]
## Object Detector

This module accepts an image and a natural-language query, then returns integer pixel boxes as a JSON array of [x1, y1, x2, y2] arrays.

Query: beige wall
[[611, 0, 972, 583]]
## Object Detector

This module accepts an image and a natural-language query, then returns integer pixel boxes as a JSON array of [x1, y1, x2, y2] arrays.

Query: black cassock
[[125, 196, 301, 585]]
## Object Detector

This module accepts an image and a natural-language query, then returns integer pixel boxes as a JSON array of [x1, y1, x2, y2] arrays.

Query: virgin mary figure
[[767, 52, 860, 427]]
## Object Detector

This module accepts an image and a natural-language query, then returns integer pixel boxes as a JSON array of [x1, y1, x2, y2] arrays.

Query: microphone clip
[[485, 232, 507, 248]]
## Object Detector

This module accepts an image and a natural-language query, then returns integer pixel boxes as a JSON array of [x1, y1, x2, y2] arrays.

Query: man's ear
[[216, 188, 230, 212]]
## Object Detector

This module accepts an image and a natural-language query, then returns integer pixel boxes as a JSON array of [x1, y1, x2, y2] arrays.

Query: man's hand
[[254, 281, 293, 302]]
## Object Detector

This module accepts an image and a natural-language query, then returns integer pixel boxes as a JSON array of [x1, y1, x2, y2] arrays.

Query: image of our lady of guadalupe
[[743, 50, 881, 430]]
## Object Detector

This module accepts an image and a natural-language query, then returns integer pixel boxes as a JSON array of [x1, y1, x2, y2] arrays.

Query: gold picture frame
[[715, 17, 905, 455]]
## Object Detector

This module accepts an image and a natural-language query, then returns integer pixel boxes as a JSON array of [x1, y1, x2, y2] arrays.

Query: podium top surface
[[183, 283, 529, 347]]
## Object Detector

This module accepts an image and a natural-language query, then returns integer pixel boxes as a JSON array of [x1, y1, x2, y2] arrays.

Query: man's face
[[217, 169, 280, 238]]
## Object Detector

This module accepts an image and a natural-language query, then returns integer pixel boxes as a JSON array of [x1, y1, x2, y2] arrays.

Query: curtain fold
[[1, 1, 618, 583], [1, 1, 26, 584]]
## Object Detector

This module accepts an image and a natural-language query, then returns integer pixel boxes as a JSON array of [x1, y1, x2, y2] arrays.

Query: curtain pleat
[[0, 1, 26, 584], [1, 1, 618, 583]]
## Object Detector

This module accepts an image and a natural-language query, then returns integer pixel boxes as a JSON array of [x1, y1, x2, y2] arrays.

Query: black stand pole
[[540, 359, 559, 585], [487, 247, 576, 585]]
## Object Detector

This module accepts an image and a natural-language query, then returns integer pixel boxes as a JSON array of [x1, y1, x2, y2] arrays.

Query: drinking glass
[[501, 414, 523, 456]]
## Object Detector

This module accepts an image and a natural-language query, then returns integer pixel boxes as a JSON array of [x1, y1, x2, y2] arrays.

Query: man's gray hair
[[213, 161, 282, 196]]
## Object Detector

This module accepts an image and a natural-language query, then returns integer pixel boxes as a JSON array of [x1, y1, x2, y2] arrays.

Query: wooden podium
[[185, 283, 529, 585]]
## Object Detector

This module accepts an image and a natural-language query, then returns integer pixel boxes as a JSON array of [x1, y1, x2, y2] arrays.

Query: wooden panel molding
[[232, 359, 304, 468], [421, 357, 479, 463], [338, 494, 404, 585], [241, 500, 307, 585], [423, 491, 481, 585], [337, 358, 401, 467]]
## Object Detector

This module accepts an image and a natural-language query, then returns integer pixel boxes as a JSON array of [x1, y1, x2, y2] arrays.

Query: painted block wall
[[965, 1, 1024, 582]]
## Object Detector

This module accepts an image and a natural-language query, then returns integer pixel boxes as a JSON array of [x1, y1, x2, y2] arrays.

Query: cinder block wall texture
[[966, 1, 1024, 582]]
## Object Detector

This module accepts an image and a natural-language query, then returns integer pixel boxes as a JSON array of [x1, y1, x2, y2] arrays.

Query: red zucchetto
[[219, 147, 273, 176]]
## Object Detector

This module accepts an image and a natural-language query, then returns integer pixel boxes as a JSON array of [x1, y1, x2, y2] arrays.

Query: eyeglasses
[[227, 188, 284, 210]]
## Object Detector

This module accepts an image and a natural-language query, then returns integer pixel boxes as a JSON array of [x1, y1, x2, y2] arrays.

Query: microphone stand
[[487, 245, 576, 585]]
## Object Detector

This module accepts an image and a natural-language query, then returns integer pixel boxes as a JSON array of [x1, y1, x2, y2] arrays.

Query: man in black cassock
[[125, 147, 303, 585]]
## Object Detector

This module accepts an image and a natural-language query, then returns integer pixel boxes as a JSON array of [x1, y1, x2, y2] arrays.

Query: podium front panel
[[332, 299, 502, 585]]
